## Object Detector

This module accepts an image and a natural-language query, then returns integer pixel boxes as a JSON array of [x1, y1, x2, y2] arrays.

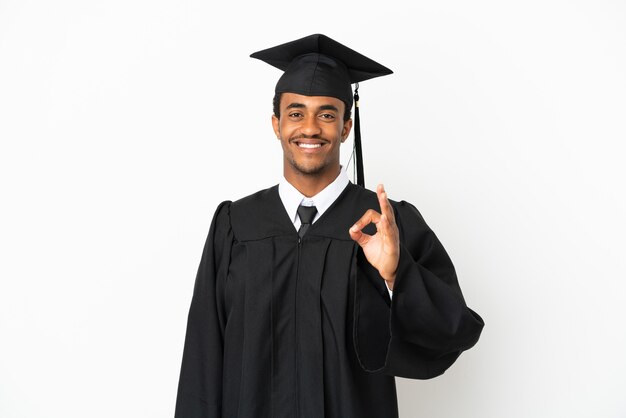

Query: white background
[[1, 0, 625, 417]]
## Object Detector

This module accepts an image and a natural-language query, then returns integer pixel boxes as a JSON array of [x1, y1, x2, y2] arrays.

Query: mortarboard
[[250, 34, 393, 187]]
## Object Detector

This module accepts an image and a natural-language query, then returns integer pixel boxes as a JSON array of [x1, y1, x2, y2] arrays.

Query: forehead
[[280, 92, 345, 112]]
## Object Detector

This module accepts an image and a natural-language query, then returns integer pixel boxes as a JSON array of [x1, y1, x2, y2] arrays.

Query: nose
[[300, 116, 322, 137]]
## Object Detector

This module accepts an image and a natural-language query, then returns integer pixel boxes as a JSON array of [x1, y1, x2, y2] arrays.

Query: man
[[175, 34, 484, 418]]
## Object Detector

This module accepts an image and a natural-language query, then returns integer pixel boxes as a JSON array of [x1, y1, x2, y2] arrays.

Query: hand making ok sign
[[349, 184, 400, 289]]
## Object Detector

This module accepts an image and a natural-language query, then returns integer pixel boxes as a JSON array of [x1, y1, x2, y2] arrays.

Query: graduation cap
[[250, 34, 393, 187]]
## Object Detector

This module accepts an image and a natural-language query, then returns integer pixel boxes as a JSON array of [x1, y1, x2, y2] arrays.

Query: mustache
[[289, 134, 330, 143]]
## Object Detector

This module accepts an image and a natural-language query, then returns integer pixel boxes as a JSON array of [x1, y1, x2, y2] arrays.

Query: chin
[[290, 159, 327, 176], [295, 165, 326, 176]]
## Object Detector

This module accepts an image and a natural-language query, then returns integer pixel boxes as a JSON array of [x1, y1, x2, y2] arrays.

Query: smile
[[297, 143, 323, 149]]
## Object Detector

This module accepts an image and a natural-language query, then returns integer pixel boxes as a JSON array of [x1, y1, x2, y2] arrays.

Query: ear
[[340, 118, 353, 143], [272, 114, 280, 139]]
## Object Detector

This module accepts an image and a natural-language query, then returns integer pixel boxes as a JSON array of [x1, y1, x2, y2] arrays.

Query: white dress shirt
[[278, 167, 350, 229], [278, 167, 393, 297]]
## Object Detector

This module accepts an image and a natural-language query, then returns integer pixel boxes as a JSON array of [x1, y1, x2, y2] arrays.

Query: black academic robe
[[175, 183, 484, 418]]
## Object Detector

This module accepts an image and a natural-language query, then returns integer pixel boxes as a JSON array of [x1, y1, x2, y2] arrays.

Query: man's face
[[272, 92, 352, 179]]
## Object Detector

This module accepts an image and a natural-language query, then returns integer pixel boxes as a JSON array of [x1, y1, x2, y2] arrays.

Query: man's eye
[[320, 113, 335, 119], [289, 112, 303, 118]]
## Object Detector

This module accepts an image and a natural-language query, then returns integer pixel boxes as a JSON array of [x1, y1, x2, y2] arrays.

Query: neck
[[284, 165, 341, 198]]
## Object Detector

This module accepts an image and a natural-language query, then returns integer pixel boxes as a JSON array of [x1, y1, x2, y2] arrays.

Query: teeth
[[298, 143, 322, 149]]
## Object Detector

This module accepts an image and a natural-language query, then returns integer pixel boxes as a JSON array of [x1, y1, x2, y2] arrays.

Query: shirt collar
[[278, 166, 350, 225]]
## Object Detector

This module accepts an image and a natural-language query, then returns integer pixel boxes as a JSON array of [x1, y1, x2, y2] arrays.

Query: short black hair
[[273, 92, 352, 122]]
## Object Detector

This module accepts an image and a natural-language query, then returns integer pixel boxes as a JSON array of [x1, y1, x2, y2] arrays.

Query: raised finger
[[377, 184, 395, 223]]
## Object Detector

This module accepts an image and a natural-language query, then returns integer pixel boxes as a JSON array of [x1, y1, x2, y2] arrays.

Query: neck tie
[[297, 205, 317, 239]]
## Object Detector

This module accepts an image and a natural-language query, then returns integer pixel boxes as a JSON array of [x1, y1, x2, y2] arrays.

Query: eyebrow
[[319, 104, 339, 112], [285, 103, 340, 113]]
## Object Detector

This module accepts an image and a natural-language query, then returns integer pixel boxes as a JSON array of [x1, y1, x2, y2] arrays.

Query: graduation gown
[[175, 183, 484, 418]]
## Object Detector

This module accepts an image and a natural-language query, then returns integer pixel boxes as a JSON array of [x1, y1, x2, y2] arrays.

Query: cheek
[[279, 122, 295, 138], [329, 124, 345, 141]]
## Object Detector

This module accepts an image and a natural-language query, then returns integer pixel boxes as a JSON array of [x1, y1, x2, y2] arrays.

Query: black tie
[[297, 205, 317, 239]]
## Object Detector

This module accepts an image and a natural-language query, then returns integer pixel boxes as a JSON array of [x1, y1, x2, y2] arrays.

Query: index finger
[[377, 184, 395, 223]]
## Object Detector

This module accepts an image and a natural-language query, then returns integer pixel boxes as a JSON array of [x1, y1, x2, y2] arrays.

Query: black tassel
[[353, 84, 364, 187]]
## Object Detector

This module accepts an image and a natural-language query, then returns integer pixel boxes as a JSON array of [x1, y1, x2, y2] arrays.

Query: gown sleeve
[[175, 201, 232, 418], [353, 200, 484, 379]]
